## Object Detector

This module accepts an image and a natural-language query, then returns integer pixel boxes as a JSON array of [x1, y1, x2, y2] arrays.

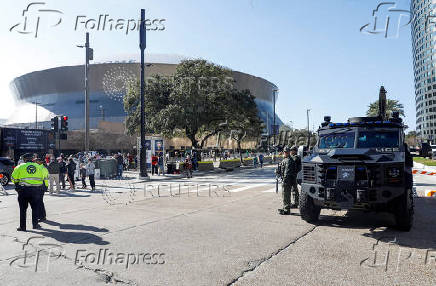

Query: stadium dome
[[10, 55, 281, 130]]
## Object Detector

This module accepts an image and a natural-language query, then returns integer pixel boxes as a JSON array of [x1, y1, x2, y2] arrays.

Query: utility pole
[[306, 109, 311, 148], [139, 9, 148, 178]]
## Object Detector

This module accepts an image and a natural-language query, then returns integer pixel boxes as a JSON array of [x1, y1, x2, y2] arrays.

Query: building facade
[[412, 0, 436, 142]]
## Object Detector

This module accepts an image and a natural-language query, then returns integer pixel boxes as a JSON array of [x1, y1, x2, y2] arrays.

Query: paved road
[[0, 165, 435, 285]]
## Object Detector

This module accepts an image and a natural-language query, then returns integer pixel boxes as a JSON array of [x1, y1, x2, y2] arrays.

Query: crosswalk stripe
[[230, 184, 271, 192]]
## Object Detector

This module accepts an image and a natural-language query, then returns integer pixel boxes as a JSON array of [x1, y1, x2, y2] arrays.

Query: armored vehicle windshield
[[318, 127, 401, 150]]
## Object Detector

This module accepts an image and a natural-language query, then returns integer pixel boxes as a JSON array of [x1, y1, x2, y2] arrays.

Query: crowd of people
[[17, 152, 97, 192]]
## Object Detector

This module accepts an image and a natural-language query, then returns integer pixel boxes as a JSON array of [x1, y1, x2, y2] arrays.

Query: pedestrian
[[192, 153, 198, 171], [123, 155, 128, 171], [34, 156, 48, 222], [116, 153, 123, 179], [184, 155, 193, 178], [253, 155, 258, 168], [17, 156, 24, 165], [47, 157, 60, 194], [277, 146, 301, 215], [151, 154, 158, 175], [158, 153, 164, 175], [259, 153, 264, 168], [58, 157, 67, 190], [129, 153, 134, 170], [11, 153, 48, 231], [87, 158, 96, 191], [66, 157, 76, 191], [80, 164, 87, 189]]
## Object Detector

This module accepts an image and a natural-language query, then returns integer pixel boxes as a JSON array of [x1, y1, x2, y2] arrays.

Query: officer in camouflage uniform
[[278, 146, 301, 215]]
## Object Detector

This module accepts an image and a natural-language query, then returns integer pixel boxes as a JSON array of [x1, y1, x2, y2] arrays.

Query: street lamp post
[[273, 89, 278, 149], [34, 101, 38, 129], [77, 32, 93, 151]]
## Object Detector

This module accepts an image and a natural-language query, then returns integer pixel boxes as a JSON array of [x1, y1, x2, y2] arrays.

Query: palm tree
[[366, 99, 405, 117]]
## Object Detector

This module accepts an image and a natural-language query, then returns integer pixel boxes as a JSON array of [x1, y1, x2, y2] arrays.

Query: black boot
[[33, 224, 42, 229], [278, 209, 291, 215]]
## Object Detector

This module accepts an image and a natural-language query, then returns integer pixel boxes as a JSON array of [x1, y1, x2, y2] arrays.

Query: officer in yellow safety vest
[[11, 153, 48, 231]]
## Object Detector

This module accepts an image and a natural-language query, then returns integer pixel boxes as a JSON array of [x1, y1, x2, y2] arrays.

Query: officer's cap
[[290, 146, 298, 152], [283, 146, 291, 152]]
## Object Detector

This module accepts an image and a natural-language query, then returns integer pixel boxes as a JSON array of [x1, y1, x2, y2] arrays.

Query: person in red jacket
[[151, 154, 158, 175]]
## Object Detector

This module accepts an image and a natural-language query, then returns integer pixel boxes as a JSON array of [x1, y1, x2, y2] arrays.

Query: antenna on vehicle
[[378, 86, 387, 121]]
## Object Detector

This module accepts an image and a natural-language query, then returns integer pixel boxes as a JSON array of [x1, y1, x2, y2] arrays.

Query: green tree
[[124, 74, 173, 136], [225, 89, 263, 162], [366, 99, 405, 117], [124, 59, 262, 149], [405, 131, 417, 147]]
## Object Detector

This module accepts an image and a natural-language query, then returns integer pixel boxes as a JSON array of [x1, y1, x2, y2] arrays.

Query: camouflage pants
[[282, 178, 299, 210]]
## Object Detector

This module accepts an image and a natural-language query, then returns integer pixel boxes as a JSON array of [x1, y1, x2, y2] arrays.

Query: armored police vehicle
[[299, 87, 414, 231]]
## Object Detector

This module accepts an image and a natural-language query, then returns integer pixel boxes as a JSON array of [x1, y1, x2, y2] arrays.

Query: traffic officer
[[11, 153, 47, 231], [34, 156, 48, 221], [278, 146, 301, 215]]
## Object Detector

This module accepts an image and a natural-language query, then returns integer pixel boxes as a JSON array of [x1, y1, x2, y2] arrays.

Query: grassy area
[[413, 157, 436, 166]]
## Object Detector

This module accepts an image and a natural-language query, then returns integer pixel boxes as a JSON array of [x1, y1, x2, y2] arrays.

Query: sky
[[0, 0, 415, 130]]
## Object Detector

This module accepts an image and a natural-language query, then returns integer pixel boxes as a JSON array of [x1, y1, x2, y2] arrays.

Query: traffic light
[[61, 116, 69, 131], [50, 116, 59, 132]]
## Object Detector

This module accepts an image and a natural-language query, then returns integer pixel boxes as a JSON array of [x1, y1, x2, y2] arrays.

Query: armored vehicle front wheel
[[299, 191, 321, 223], [393, 188, 414, 232]]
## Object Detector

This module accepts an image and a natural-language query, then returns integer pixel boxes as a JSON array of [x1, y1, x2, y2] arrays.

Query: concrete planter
[[242, 158, 253, 166], [198, 162, 214, 171], [219, 160, 241, 169], [263, 156, 272, 164]]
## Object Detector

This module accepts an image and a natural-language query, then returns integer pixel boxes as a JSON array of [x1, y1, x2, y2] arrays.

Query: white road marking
[[262, 188, 277, 193], [230, 184, 272, 193]]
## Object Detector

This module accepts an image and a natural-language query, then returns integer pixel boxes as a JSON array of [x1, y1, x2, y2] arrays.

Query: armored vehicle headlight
[[387, 167, 400, 178]]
